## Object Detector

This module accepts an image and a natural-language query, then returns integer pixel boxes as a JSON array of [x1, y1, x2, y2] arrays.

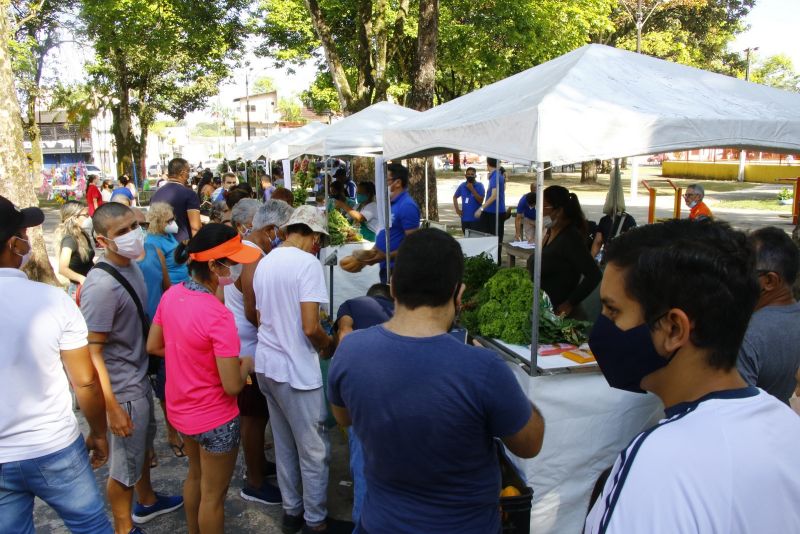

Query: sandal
[[149, 449, 158, 468], [169, 443, 186, 458]]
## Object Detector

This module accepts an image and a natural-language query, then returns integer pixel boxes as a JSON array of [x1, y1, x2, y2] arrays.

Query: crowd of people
[[2, 152, 800, 534]]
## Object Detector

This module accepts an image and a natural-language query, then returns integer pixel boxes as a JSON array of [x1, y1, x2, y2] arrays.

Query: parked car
[[147, 164, 163, 177]]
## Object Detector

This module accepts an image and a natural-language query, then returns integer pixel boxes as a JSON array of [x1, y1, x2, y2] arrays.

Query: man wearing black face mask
[[584, 219, 800, 534], [452, 167, 485, 234], [329, 229, 544, 534]]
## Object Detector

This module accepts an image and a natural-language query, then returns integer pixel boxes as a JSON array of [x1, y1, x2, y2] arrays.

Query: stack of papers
[[508, 241, 536, 249]]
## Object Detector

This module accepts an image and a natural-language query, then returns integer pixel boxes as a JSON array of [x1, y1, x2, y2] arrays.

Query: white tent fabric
[[232, 132, 288, 160], [254, 122, 328, 161], [383, 44, 800, 164], [287, 101, 420, 159], [227, 138, 262, 159]]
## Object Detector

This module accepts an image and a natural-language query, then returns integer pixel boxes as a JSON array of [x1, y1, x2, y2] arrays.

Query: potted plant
[[778, 188, 794, 205]]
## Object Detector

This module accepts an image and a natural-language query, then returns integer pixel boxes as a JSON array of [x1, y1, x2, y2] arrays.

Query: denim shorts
[[182, 417, 240, 454]]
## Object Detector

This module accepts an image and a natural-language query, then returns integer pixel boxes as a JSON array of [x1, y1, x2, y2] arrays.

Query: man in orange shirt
[[684, 184, 713, 221]]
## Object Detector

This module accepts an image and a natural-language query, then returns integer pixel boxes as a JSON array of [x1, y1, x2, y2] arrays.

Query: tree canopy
[[79, 0, 247, 177]]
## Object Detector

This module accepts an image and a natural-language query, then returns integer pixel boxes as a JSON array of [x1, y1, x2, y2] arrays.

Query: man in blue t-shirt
[[363, 163, 420, 284], [452, 167, 485, 234], [335, 283, 394, 527], [514, 184, 537, 243], [329, 229, 545, 534], [149, 158, 201, 242], [475, 157, 506, 241]]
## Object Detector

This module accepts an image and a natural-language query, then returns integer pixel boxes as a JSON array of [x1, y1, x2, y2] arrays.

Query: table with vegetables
[[459, 254, 663, 534]]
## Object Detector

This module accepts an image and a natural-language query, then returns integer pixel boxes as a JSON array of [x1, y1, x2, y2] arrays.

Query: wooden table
[[502, 242, 535, 267]]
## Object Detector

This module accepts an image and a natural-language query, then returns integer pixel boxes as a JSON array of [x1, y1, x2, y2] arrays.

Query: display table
[[503, 242, 535, 267], [319, 235, 499, 311], [485, 339, 664, 534]]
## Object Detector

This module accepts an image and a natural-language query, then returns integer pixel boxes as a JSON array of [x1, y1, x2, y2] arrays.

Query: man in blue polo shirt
[[474, 157, 506, 241], [514, 184, 536, 243], [366, 163, 420, 283], [452, 167, 485, 234]]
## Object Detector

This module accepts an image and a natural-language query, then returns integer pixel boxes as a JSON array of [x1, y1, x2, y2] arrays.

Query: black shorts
[[237, 374, 269, 418]]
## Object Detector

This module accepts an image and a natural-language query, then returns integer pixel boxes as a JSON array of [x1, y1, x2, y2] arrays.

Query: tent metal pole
[[530, 161, 544, 376], [612, 158, 620, 231], [424, 159, 429, 221], [384, 160, 392, 283], [495, 162, 501, 263]]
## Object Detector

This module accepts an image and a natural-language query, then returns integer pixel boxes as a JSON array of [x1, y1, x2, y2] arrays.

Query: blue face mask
[[356, 193, 368, 204], [588, 314, 673, 393]]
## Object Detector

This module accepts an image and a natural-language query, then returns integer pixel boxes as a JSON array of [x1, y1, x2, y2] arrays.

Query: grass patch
[[714, 199, 792, 211]]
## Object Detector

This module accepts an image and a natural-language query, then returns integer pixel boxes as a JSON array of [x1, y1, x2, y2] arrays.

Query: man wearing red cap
[[0, 195, 112, 533]]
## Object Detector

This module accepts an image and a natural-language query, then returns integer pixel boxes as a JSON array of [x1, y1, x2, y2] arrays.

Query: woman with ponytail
[[146, 223, 262, 533], [56, 201, 95, 299], [527, 185, 601, 318]]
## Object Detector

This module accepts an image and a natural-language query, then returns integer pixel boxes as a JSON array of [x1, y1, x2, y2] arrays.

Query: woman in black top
[[57, 201, 95, 299], [527, 185, 601, 318]]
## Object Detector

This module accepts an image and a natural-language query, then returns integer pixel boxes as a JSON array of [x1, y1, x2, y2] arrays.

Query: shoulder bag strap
[[93, 262, 150, 339]]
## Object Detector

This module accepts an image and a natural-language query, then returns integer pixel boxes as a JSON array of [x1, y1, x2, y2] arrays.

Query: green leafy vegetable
[[460, 267, 591, 346], [462, 253, 499, 302], [328, 208, 362, 246]]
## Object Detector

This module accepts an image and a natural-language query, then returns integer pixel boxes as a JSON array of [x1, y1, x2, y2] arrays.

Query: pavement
[[31, 175, 796, 532]]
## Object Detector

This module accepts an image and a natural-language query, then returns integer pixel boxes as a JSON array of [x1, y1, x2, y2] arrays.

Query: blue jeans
[[0, 435, 112, 534], [348, 428, 366, 525]]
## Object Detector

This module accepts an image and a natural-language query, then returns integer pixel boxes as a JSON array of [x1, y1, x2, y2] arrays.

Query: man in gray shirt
[[737, 227, 800, 404], [82, 203, 182, 534]]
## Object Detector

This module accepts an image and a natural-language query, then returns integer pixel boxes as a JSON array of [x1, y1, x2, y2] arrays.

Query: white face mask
[[542, 215, 555, 229], [81, 217, 94, 232], [216, 261, 242, 286], [13, 237, 31, 268], [688, 200, 698, 208], [164, 221, 179, 234], [111, 230, 145, 259]]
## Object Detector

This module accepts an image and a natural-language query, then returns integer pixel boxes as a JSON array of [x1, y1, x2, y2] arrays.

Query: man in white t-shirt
[[0, 195, 112, 533], [253, 205, 351, 534], [585, 219, 800, 533]]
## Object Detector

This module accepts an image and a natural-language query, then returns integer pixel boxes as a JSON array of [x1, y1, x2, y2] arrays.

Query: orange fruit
[[500, 485, 521, 497]]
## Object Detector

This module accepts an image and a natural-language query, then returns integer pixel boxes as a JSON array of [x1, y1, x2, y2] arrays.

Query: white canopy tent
[[287, 101, 420, 159], [383, 43, 800, 164], [382, 42, 800, 371], [380, 44, 800, 534], [253, 122, 328, 161]]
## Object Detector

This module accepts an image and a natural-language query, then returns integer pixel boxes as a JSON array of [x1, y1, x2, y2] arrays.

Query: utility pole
[[245, 64, 251, 141], [739, 46, 759, 182], [744, 46, 759, 81]]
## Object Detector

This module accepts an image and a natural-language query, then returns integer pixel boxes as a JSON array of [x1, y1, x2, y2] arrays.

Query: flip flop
[[149, 450, 158, 468], [169, 443, 186, 458]]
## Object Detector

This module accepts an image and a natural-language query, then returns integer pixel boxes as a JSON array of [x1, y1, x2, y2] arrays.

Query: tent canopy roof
[[382, 44, 800, 164], [288, 101, 419, 159], [240, 122, 328, 161]]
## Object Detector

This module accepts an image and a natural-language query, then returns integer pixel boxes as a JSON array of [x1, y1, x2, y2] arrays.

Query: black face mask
[[466, 175, 476, 183], [588, 314, 673, 393]]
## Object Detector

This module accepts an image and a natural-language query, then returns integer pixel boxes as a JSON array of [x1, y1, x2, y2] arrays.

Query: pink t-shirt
[[153, 283, 240, 434]]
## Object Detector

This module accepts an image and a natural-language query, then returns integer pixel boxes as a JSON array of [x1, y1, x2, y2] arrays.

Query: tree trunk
[[452, 151, 461, 172], [406, 0, 438, 220], [581, 160, 599, 184], [407, 157, 438, 221], [0, 1, 57, 285]]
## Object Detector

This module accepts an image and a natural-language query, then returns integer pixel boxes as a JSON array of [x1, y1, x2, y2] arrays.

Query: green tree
[[277, 97, 304, 122], [1, 0, 58, 283], [300, 71, 340, 114], [79, 0, 247, 180], [191, 121, 234, 137], [752, 54, 800, 93], [9, 0, 78, 183], [253, 75, 276, 93], [252, 0, 411, 113]]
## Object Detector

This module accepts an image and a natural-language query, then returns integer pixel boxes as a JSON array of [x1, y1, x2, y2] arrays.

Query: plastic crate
[[497, 441, 533, 534]]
